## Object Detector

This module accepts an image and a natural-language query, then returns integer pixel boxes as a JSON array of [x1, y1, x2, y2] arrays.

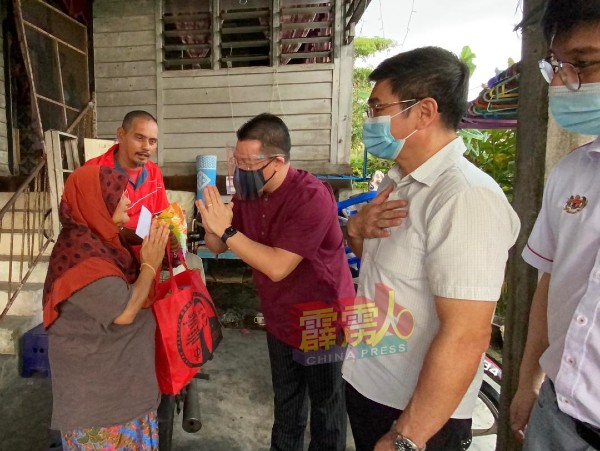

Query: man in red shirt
[[86, 111, 170, 251], [198, 113, 354, 451]]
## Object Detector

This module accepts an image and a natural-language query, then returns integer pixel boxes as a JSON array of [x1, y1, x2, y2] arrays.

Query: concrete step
[[0, 259, 49, 284], [0, 314, 41, 355], [0, 209, 51, 230], [0, 192, 50, 210], [0, 232, 52, 256], [0, 284, 44, 317]]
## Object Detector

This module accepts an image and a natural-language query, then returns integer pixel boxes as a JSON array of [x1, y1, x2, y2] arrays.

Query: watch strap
[[220, 226, 238, 243]]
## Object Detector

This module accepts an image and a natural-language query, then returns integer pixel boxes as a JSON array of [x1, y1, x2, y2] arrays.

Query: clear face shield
[[227, 147, 284, 200]]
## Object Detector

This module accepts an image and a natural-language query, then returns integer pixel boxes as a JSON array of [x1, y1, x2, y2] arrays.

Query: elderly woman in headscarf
[[43, 165, 170, 450]]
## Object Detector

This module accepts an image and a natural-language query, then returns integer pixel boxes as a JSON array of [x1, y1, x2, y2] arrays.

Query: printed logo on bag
[[177, 293, 211, 367], [563, 194, 588, 214], [292, 282, 415, 366]]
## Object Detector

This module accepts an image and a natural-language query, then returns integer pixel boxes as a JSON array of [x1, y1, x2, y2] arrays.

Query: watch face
[[394, 437, 418, 451]]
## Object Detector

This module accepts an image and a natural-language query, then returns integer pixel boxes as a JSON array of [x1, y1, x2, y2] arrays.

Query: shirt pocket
[[372, 227, 425, 280]]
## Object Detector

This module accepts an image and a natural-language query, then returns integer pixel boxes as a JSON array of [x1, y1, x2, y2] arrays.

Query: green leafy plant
[[459, 128, 516, 201]]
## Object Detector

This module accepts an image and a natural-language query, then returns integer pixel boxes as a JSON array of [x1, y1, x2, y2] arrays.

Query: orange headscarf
[[42, 166, 138, 328]]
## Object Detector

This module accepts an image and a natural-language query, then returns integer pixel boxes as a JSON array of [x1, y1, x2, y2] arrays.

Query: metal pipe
[[182, 379, 202, 433]]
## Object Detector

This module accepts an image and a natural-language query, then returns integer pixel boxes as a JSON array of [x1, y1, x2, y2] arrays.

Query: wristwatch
[[220, 226, 238, 244], [393, 433, 426, 451]]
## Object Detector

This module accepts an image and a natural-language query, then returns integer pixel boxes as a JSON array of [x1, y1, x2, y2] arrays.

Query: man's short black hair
[[542, 0, 600, 42], [369, 46, 469, 130], [236, 113, 291, 161], [121, 110, 157, 130]]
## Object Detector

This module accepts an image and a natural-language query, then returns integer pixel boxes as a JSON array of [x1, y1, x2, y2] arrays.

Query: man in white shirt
[[510, 1, 600, 449], [341, 46, 520, 451]]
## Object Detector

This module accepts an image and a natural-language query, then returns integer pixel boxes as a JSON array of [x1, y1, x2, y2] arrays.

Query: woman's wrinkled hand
[[140, 218, 170, 271]]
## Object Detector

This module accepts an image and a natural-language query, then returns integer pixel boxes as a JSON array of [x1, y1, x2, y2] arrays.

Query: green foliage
[[459, 128, 517, 201], [459, 46, 477, 77], [350, 37, 396, 176], [354, 37, 396, 60]]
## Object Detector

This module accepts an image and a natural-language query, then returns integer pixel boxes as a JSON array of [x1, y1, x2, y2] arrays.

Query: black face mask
[[233, 158, 277, 200]]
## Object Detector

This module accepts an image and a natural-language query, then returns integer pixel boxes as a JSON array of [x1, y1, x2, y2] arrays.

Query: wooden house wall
[[0, 19, 9, 176], [93, 0, 158, 141], [161, 65, 336, 176], [93, 0, 352, 177]]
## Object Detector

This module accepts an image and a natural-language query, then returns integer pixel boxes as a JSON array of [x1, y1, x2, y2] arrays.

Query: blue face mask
[[549, 82, 600, 135], [362, 103, 419, 160]]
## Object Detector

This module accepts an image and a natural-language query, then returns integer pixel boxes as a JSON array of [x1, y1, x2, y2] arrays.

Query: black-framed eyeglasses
[[365, 99, 418, 118], [539, 56, 600, 92]]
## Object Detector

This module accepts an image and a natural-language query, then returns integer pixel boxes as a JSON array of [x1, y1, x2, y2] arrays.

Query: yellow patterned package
[[157, 203, 187, 251]]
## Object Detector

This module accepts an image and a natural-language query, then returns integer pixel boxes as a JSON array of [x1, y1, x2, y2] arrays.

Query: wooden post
[[497, 0, 548, 449]]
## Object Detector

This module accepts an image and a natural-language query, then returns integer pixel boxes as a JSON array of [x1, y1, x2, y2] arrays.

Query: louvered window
[[162, 0, 335, 71], [280, 1, 333, 64], [163, 0, 212, 70]]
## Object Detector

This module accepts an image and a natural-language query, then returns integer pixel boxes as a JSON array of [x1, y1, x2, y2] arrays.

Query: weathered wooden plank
[[96, 104, 158, 122], [163, 145, 330, 163], [163, 98, 331, 119], [0, 124, 7, 138], [0, 163, 10, 177], [164, 114, 330, 133], [95, 46, 156, 64], [94, 0, 155, 18], [162, 69, 333, 89], [94, 15, 155, 33], [96, 124, 118, 139], [0, 108, 5, 124], [0, 136, 8, 149], [163, 129, 331, 149], [96, 75, 156, 92], [163, 83, 332, 105], [96, 90, 157, 107], [162, 62, 334, 78], [94, 30, 155, 48], [99, 113, 331, 137], [96, 61, 157, 78], [158, 159, 344, 177], [0, 93, 5, 109], [0, 151, 8, 165]]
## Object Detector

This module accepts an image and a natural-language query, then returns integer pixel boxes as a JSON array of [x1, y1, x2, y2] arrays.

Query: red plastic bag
[[153, 252, 222, 394]]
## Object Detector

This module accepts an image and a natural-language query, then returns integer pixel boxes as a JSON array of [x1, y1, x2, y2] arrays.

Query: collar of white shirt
[[387, 137, 467, 187]]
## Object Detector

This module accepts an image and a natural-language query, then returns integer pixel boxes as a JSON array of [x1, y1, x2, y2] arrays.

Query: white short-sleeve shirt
[[342, 137, 520, 418], [522, 137, 600, 428]]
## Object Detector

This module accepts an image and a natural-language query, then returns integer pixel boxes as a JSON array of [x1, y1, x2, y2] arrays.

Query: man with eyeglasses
[[510, 1, 600, 449], [197, 113, 354, 451], [340, 47, 520, 451]]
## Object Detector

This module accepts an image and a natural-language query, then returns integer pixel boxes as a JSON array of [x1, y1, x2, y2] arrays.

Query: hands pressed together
[[140, 218, 170, 274], [195, 185, 234, 238]]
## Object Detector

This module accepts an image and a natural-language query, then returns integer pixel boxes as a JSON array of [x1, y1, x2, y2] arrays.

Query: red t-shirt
[[232, 167, 355, 349], [85, 144, 169, 229]]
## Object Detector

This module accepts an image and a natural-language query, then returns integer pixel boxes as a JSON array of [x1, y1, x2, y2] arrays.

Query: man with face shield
[[340, 47, 520, 451], [197, 113, 354, 451], [510, 1, 600, 449]]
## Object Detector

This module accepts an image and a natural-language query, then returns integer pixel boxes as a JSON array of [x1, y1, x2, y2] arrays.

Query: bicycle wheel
[[472, 380, 500, 437]]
